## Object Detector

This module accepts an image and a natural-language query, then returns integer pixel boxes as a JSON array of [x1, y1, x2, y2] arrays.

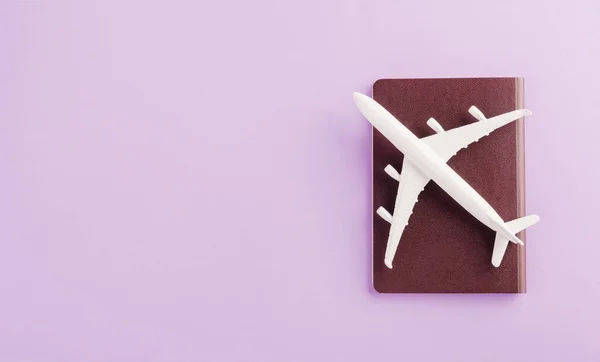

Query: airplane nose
[[353, 92, 374, 116], [352, 92, 367, 105]]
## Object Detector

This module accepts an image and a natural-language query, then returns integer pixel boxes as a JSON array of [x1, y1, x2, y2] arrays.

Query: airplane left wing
[[422, 107, 532, 162], [383, 158, 430, 269]]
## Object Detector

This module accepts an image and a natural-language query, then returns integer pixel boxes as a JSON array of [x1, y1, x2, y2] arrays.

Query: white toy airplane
[[353, 92, 539, 269]]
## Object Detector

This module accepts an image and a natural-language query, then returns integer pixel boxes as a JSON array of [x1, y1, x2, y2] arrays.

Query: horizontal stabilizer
[[491, 234, 510, 267], [488, 214, 523, 245], [491, 214, 540, 267], [506, 214, 541, 233]]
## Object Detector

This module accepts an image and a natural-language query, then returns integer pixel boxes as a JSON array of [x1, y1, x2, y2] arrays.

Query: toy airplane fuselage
[[364, 95, 505, 233], [353, 92, 539, 269]]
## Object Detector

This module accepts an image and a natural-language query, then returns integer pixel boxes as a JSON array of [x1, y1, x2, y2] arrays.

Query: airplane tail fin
[[491, 214, 540, 267]]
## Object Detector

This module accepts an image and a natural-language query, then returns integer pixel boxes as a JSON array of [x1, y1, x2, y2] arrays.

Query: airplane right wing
[[422, 107, 532, 162], [380, 158, 430, 269]]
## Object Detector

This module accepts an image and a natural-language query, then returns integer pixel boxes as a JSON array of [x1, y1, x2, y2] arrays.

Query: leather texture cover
[[372, 78, 526, 293]]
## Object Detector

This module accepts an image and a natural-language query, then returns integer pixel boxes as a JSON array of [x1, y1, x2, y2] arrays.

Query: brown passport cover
[[372, 78, 526, 293]]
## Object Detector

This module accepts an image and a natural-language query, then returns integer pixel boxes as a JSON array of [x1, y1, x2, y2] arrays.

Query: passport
[[372, 78, 527, 293]]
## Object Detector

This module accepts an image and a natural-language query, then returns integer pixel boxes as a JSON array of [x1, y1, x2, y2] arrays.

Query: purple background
[[1, 1, 599, 361]]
